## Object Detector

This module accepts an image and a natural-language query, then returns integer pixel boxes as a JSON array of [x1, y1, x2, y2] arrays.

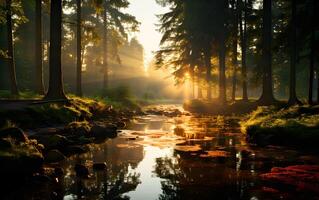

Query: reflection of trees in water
[[73, 168, 140, 200], [154, 152, 255, 200], [63, 138, 143, 199]]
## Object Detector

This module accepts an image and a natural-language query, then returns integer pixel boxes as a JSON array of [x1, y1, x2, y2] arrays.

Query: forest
[[0, 0, 319, 199]]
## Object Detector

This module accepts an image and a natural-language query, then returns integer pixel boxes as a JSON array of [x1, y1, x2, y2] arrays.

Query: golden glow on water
[[59, 105, 311, 200]]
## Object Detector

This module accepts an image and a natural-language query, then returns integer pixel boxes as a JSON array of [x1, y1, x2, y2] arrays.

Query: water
[[60, 105, 319, 200]]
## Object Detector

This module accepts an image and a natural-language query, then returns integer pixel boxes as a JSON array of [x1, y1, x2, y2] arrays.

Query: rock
[[35, 127, 62, 135], [116, 121, 126, 128], [63, 145, 88, 155], [90, 125, 117, 139], [0, 139, 12, 150], [45, 149, 66, 163], [33, 134, 69, 150], [0, 127, 28, 142], [74, 164, 89, 178], [64, 125, 90, 138], [93, 162, 107, 171]]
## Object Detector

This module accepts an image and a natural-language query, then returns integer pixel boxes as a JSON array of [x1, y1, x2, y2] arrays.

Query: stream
[[54, 105, 319, 199]]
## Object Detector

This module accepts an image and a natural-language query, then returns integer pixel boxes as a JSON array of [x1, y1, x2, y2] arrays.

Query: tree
[[231, 0, 239, 101], [258, 0, 275, 105], [44, 0, 66, 100], [35, 0, 44, 95], [218, 0, 228, 104], [309, 0, 315, 104], [288, 0, 299, 105], [102, 0, 108, 91], [5, 0, 18, 96], [76, 0, 82, 96], [240, 0, 248, 101]]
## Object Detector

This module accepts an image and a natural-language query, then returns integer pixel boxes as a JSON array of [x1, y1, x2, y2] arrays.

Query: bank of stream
[[2, 104, 319, 200]]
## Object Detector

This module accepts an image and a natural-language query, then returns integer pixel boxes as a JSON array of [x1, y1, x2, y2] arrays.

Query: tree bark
[[218, 0, 227, 104], [205, 53, 212, 100], [190, 64, 195, 99], [231, 0, 239, 101], [76, 0, 82, 96], [6, 0, 18, 96], [197, 76, 203, 99], [241, 0, 248, 101], [309, 0, 315, 105], [317, 70, 319, 104], [288, 0, 299, 105], [44, 0, 66, 100], [219, 33, 227, 104], [258, 0, 275, 105], [35, 0, 44, 95], [103, 1, 108, 91]]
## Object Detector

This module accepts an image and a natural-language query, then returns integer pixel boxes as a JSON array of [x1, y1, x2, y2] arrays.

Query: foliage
[[94, 86, 141, 110], [241, 105, 319, 146], [0, 137, 43, 159]]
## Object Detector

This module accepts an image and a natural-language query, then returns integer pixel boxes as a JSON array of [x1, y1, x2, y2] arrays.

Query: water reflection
[[62, 137, 143, 199], [60, 105, 319, 200]]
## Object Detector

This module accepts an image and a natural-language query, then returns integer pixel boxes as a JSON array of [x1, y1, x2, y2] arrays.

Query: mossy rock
[[0, 127, 28, 143], [32, 134, 69, 150], [89, 124, 117, 139], [44, 149, 66, 163]]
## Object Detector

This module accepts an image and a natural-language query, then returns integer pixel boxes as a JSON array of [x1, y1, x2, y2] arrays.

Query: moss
[[0, 90, 43, 100], [241, 105, 319, 147], [0, 138, 43, 160], [0, 96, 115, 128]]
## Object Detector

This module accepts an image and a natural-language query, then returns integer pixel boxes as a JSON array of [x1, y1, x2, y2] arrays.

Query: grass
[[241, 105, 319, 147], [0, 96, 115, 128], [184, 99, 258, 115], [0, 87, 141, 128], [0, 90, 43, 100], [93, 86, 141, 111]]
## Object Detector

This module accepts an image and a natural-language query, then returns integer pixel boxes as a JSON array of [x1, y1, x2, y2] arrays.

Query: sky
[[125, 0, 169, 70]]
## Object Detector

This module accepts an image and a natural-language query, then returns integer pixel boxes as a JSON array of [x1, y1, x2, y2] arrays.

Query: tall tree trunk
[[219, 0, 227, 104], [241, 0, 248, 101], [197, 76, 203, 99], [258, 0, 275, 105], [231, 0, 239, 101], [35, 0, 44, 95], [44, 0, 66, 100], [191, 64, 195, 99], [6, 0, 18, 96], [103, 1, 108, 91], [317, 70, 319, 104], [205, 52, 212, 100], [309, 0, 315, 105], [288, 0, 299, 105], [219, 35, 227, 104], [76, 0, 82, 96]]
